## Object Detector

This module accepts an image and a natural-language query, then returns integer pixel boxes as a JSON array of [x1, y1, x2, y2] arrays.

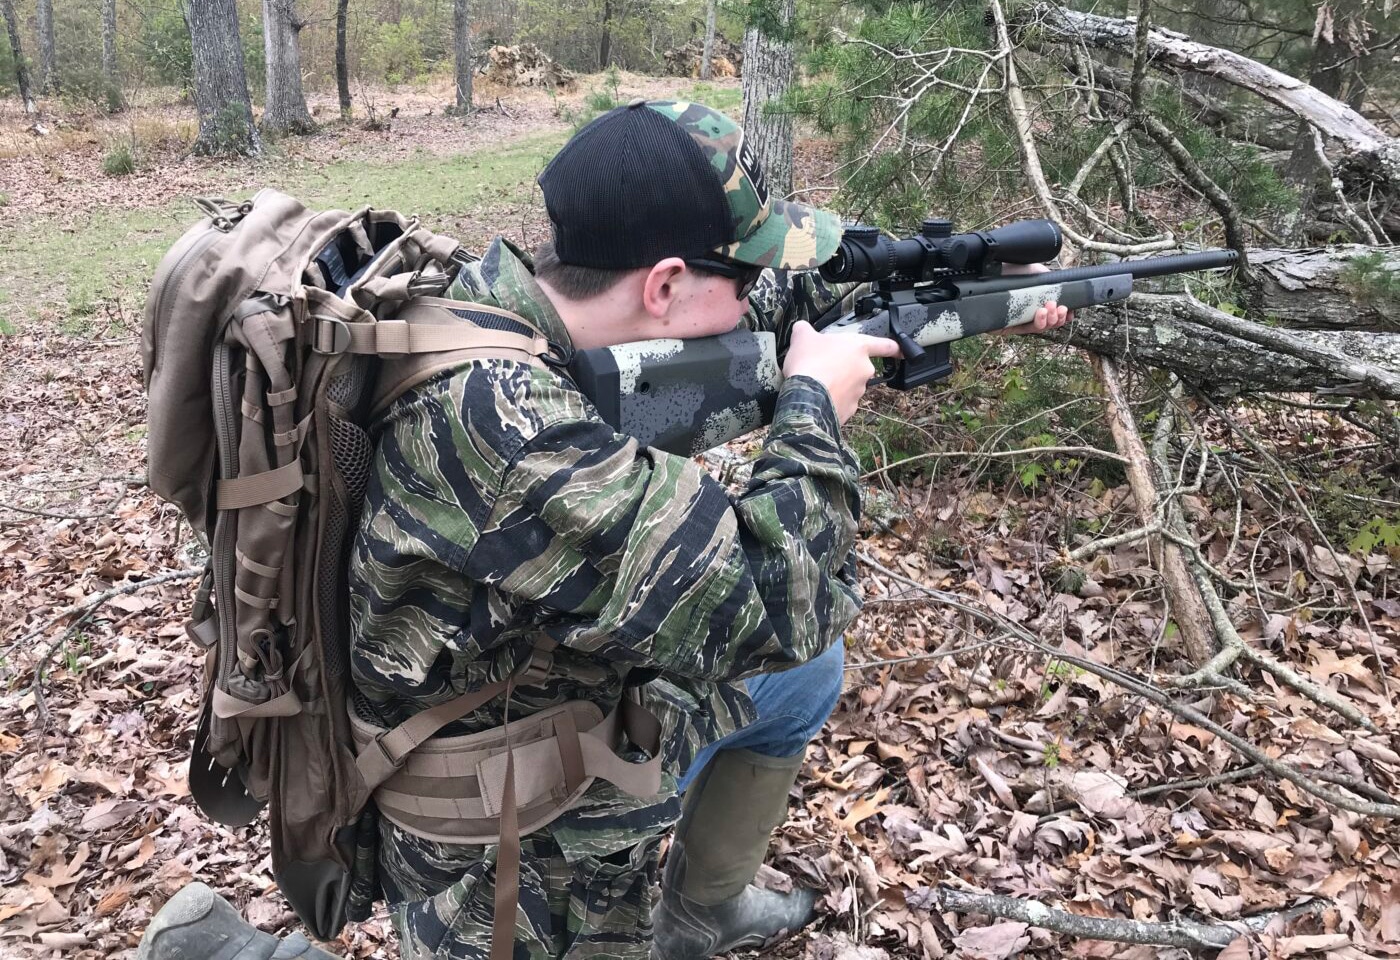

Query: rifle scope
[[820, 218, 1063, 284]]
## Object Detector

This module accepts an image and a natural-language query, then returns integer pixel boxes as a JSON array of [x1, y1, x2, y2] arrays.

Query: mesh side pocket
[[325, 363, 363, 409], [320, 413, 373, 679]]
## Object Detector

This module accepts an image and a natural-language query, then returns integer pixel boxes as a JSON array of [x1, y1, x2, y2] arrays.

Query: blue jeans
[[676, 641, 845, 792]]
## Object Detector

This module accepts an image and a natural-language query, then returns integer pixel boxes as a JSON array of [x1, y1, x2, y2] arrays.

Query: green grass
[[103, 142, 138, 177], [6, 129, 567, 331], [270, 130, 564, 215], [678, 83, 742, 115]]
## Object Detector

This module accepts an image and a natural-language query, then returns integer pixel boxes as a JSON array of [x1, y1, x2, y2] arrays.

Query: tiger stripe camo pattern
[[347, 236, 865, 958]]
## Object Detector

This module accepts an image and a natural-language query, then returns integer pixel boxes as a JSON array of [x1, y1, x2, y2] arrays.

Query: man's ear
[[641, 258, 688, 318]]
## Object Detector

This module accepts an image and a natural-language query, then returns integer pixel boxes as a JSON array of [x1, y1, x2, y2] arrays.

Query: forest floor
[[1, 73, 1398, 960]]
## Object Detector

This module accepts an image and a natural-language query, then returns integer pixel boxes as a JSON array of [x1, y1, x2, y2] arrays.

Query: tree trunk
[[1024, 3, 1400, 191], [1, 0, 36, 114], [102, 0, 122, 110], [740, 0, 795, 198], [185, 0, 262, 156], [102, 0, 117, 81], [336, 0, 351, 120], [261, 0, 315, 137], [36, 0, 55, 94], [700, 0, 716, 81], [599, 0, 611, 70], [452, 0, 472, 115], [1274, 27, 1356, 242]]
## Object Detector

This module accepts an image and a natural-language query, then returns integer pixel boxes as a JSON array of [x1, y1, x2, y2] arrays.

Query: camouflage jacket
[[348, 237, 864, 876]]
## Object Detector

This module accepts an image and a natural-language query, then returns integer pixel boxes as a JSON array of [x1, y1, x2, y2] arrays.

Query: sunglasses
[[685, 257, 765, 300]]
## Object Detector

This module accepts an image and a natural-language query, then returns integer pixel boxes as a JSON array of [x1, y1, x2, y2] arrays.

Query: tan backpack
[[143, 189, 662, 953]]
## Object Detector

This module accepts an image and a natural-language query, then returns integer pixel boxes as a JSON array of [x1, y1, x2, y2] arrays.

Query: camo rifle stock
[[569, 221, 1238, 456]]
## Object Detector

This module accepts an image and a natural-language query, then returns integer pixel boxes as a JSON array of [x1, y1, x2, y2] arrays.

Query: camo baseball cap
[[537, 99, 843, 272]]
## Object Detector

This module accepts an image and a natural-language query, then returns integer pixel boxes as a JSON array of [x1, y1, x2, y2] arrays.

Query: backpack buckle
[[362, 730, 408, 780], [515, 645, 554, 686], [314, 317, 351, 354]]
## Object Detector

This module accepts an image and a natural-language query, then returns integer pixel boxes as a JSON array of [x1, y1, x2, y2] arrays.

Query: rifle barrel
[[972, 249, 1239, 293]]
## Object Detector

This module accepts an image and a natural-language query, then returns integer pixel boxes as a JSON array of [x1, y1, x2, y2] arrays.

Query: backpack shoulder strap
[[315, 301, 549, 359], [359, 300, 557, 413]]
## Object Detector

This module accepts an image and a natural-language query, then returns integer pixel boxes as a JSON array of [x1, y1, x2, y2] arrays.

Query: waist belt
[[348, 643, 664, 960], [349, 695, 663, 843]]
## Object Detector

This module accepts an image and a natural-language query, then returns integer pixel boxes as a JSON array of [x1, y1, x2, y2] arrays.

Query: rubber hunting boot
[[137, 882, 339, 960], [652, 748, 818, 960]]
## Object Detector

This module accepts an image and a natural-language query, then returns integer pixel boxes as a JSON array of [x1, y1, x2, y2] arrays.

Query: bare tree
[[36, 0, 55, 94], [261, 0, 315, 136], [336, 0, 351, 120], [1, 0, 36, 114], [452, 0, 472, 115], [741, 0, 796, 197], [102, 0, 122, 109], [599, 0, 613, 69], [700, 0, 717, 81], [184, 0, 261, 156]]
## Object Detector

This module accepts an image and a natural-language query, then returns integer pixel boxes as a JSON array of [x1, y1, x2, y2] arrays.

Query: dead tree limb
[[19, 568, 204, 725], [1136, 114, 1255, 273], [989, 0, 1175, 256], [1092, 356, 1216, 664], [1024, 2, 1400, 188], [935, 887, 1326, 951], [1197, 396, 1391, 704], [1058, 295, 1400, 398], [4, 568, 203, 669]]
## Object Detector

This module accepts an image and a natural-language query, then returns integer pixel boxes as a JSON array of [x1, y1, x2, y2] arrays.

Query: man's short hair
[[532, 240, 631, 300]]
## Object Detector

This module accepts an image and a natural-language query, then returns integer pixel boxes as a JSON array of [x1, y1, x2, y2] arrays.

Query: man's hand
[[997, 262, 1072, 335], [784, 320, 903, 424]]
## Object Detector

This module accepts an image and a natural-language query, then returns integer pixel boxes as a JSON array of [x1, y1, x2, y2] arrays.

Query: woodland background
[[0, 0, 1398, 958]]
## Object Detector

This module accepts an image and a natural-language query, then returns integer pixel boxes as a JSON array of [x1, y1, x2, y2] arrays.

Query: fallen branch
[[1059, 294, 1400, 398], [1130, 763, 1264, 800], [4, 567, 204, 665], [1064, 520, 1162, 562], [1200, 396, 1391, 706], [1136, 114, 1254, 276], [1092, 356, 1215, 664], [0, 486, 139, 521], [935, 886, 1325, 950], [1307, 127, 1380, 245], [1176, 295, 1400, 397], [1169, 560, 1376, 730]]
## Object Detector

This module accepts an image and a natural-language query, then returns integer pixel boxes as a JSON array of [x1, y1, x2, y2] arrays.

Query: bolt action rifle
[[569, 218, 1238, 456]]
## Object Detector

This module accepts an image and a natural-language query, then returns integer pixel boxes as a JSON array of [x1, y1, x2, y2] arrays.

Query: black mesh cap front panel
[[538, 104, 735, 269]]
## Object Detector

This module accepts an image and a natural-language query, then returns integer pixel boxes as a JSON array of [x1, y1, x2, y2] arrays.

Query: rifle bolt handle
[[892, 330, 925, 362]]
